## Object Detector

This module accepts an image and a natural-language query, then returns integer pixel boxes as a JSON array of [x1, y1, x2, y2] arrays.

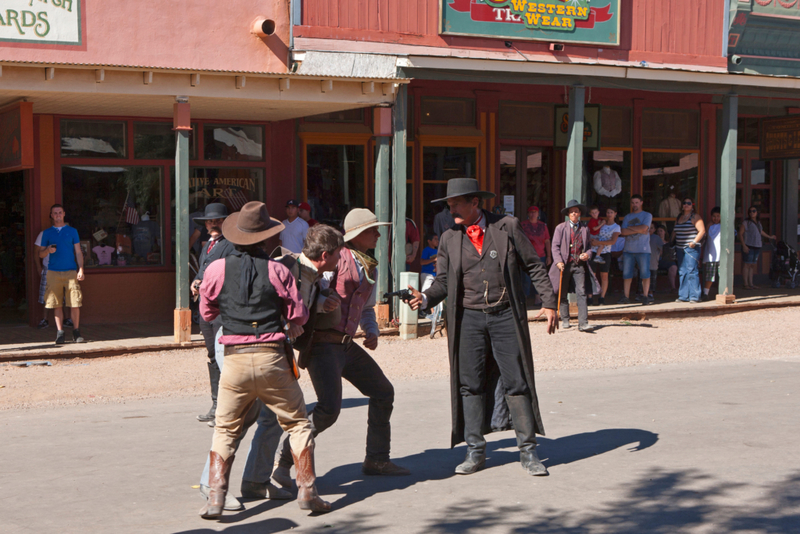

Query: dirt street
[[1, 307, 797, 410]]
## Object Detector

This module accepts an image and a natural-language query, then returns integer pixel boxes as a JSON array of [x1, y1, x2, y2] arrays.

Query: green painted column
[[782, 159, 798, 252], [375, 135, 391, 299], [565, 85, 585, 217], [392, 85, 408, 317], [175, 129, 190, 311], [719, 93, 738, 299]]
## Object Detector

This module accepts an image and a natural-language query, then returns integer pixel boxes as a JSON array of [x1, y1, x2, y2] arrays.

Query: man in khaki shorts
[[37, 204, 84, 345], [198, 201, 331, 519]]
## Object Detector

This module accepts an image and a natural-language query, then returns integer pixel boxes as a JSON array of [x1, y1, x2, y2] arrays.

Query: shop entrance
[[737, 149, 774, 235], [499, 147, 553, 225], [0, 171, 28, 325]]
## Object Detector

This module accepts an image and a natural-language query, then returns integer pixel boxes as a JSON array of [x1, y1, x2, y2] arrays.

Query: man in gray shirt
[[619, 195, 653, 305]]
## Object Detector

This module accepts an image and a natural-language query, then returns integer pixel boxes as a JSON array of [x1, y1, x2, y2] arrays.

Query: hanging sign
[[760, 115, 800, 160], [0, 102, 34, 172], [554, 105, 601, 150], [441, 0, 620, 46], [0, 0, 82, 45]]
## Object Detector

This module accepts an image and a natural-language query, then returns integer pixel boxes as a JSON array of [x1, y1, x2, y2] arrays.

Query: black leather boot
[[198, 361, 220, 422], [505, 395, 548, 476], [455, 395, 486, 475]]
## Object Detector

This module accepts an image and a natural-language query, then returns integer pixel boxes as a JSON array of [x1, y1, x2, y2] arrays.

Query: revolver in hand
[[383, 289, 413, 304]]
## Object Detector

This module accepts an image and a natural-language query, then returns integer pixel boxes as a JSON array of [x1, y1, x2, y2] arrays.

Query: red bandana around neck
[[466, 214, 484, 255]]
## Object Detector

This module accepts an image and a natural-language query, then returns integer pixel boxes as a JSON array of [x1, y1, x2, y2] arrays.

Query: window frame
[[54, 115, 271, 274]]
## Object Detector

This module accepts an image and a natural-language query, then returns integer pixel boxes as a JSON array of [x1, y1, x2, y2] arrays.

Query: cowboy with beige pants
[[198, 201, 330, 518]]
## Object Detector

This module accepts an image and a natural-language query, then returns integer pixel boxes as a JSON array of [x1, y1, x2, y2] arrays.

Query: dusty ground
[[1, 307, 798, 410]]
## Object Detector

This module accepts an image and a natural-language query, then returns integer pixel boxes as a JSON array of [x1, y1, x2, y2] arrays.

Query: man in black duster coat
[[408, 178, 558, 477]]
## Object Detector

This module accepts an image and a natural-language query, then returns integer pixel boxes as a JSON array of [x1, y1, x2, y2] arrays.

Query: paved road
[[2, 357, 799, 533]]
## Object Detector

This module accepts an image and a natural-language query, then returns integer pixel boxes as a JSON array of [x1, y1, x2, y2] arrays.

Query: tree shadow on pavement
[[316, 428, 658, 511], [172, 516, 298, 534], [422, 468, 800, 533]]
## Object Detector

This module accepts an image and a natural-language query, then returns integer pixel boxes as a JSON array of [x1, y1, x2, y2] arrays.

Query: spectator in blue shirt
[[420, 234, 438, 279], [618, 195, 653, 305], [37, 204, 85, 345]]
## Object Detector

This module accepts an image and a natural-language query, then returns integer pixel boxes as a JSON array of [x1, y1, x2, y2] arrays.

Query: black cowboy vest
[[461, 231, 509, 310], [219, 253, 284, 337]]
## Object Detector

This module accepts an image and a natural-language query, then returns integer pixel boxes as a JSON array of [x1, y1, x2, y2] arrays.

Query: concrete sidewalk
[[2, 288, 800, 363], [1, 356, 798, 533]]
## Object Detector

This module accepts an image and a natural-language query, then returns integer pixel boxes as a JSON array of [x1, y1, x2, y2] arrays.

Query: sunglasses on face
[[683, 201, 693, 205], [749, 209, 757, 213]]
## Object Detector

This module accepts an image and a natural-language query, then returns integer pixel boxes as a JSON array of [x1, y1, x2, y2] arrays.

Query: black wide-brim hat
[[561, 199, 587, 216], [193, 202, 230, 227], [431, 178, 496, 203]]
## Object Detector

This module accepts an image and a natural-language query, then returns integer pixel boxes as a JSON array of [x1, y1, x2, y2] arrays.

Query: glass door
[[737, 149, 773, 235], [421, 145, 476, 235], [499, 147, 552, 225]]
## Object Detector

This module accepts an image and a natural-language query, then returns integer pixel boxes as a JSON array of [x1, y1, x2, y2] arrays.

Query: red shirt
[[520, 220, 550, 259], [588, 217, 603, 236], [200, 257, 308, 345]]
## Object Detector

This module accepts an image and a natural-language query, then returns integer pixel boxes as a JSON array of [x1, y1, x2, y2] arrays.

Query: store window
[[134, 122, 196, 160], [584, 150, 632, 215], [601, 107, 632, 148], [204, 124, 264, 161], [422, 146, 476, 233], [642, 152, 699, 222], [737, 150, 772, 234], [62, 166, 163, 268], [498, 102, 553, 139], [420, 98, 475, 127], [306, 145, 365, 228], [737, 117, 760, 145], [61, 120, 127, 158], [642, 110, 699, 149], [500, 148, 551, 224]]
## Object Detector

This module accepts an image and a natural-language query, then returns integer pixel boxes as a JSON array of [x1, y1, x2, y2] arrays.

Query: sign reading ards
[[0, 0, 82, 45], [441, 0, 620, 45]]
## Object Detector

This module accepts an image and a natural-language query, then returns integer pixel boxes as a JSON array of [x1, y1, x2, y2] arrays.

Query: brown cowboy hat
[[222, 201, 284, 245]]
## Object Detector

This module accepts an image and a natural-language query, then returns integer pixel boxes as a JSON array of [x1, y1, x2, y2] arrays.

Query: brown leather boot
[[199, 451, 235, 519], [291, 446, 331, 513]]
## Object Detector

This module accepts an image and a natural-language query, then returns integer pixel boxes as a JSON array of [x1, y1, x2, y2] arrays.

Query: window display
[[306, 145, 365, 228], [61, 120, 126, 158], [62, 166, 163, 267], [642, 152, 699, 221], [583, 151, 631, 213], [204, 125, 263, 161]]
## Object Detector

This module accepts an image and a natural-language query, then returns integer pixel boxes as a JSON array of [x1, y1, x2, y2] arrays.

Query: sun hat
[[222, 201, 284, 245], [342, 208, 391, 242]]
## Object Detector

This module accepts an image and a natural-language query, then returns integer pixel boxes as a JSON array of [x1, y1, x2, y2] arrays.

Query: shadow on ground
[[421, 469, 800, 533]]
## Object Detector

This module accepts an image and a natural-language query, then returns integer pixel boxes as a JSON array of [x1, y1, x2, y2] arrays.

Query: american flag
[[226, 188, 249, 211], [124, 197, 140, 225]]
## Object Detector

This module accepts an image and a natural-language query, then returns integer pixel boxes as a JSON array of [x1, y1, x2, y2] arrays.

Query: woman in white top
[[738, 205, 776, 290], [590, 206, 621, 305]]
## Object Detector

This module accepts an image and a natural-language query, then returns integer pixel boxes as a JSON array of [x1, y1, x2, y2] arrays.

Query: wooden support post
[[565, 84, 585, 214], [718, 93, 737, 304], [392, 85, 408, 318], [375, 135, 391, 300], [174, 100, 192, 342], [399, 272, 419, 339], [782, 159, 799, 253]]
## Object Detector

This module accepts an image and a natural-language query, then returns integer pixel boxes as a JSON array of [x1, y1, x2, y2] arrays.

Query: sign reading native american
[[441, 0, 620, 46]]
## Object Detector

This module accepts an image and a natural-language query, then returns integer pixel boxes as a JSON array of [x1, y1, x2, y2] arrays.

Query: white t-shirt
[[279, 217, 309, 254], [596, 223, 621, 255], [34, 231, 49, 269], [704, 223, 721, 263]]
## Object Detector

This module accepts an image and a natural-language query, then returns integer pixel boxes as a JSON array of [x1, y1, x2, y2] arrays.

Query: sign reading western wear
[[441, 0, 620, 46], [0, 0, 82, 45]]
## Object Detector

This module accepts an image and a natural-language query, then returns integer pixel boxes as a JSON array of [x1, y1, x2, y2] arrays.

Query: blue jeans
[[622, 252, 651, 280], [677, 246, 701, 302], [200, 328, 283, 486]]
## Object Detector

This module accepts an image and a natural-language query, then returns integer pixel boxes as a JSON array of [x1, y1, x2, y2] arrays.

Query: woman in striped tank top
[[672, 197, 706, 303]]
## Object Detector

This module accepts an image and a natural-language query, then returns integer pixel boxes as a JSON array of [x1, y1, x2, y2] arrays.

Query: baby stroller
[[769, 241, 800, 289]]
